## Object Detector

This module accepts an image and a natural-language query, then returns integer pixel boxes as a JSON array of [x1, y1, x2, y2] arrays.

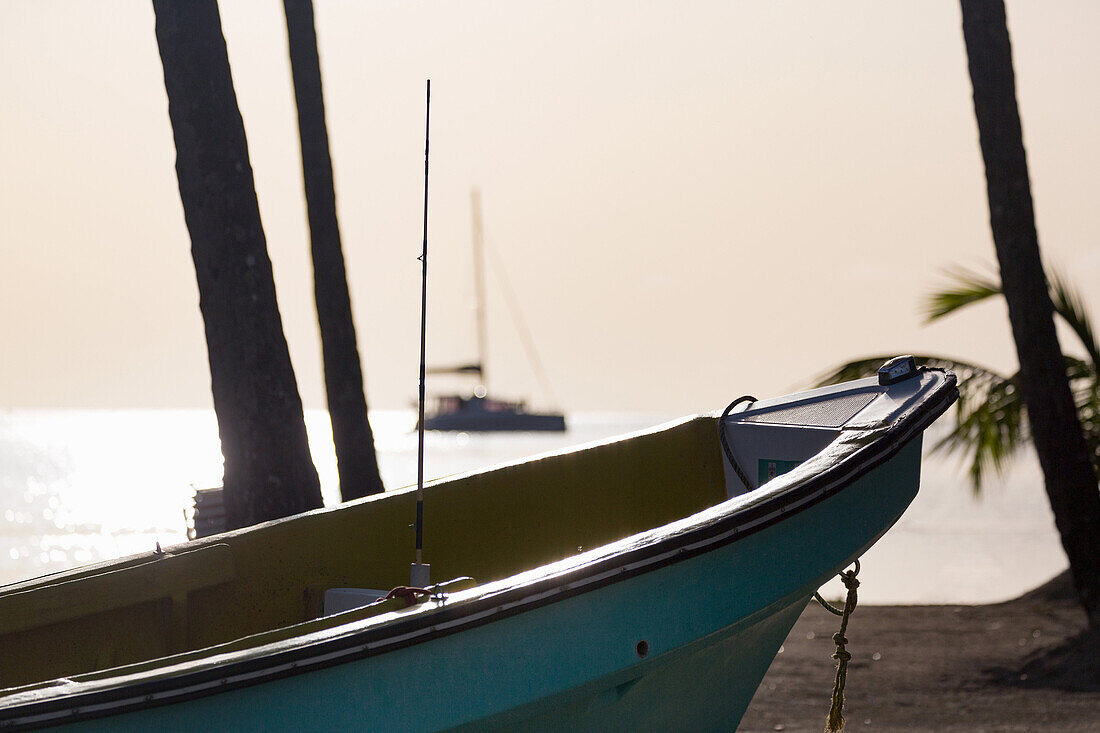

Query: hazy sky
[[2, 1, 1098, 413]]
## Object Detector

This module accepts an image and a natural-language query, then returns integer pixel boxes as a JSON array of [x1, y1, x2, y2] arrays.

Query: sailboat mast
[[470, 188, 489, 393]]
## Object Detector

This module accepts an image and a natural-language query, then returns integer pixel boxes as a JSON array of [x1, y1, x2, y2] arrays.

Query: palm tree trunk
[[961, 0, 1100, 627], [153, 0, 323, 529], [283, 0, 384, 501]]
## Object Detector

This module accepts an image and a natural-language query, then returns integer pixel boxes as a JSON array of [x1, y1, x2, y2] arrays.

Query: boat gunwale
[[0, 370, 958, 729]]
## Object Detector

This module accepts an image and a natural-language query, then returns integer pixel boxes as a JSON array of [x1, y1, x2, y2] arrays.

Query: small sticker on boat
[[758, 459, 802, 484]]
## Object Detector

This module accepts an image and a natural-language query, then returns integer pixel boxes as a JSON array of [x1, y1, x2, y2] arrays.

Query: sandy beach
[[739, 572, 1100, 732]]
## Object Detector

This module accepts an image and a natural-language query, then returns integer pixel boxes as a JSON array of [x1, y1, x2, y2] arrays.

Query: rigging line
[[415, 79, 430, 567], [482, 229, 561, 409], [470, 188, 490, 391]]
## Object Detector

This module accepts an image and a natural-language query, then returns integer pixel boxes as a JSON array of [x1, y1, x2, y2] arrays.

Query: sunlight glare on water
[[0, 410, 222, 584]]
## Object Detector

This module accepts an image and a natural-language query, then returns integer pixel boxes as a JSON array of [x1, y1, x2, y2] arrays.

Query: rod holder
[[411, 562, 431, 588]]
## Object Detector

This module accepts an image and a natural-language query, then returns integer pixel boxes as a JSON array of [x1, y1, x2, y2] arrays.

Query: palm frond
[[1065, 355, 1100, 478], [813, 355, 1003, 390], [934, 370, 1025, 495], [811, 356, 897, 387], [922, 266, 1002, 324], [1048, 268, 1100, 370], [1045, 273, 1100, 481], [815, 355, 1025, 493], [818, 265, 1100, 495], [810, 355, 989, 388]]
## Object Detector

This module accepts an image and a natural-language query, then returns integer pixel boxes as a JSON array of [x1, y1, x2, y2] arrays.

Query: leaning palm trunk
[[153, 0, 323, 529], [283, 0, 384, 500], [961, 0, 1100, 626]]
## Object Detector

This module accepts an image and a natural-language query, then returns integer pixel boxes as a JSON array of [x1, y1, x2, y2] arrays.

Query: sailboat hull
[[422, 402, 566, 432]]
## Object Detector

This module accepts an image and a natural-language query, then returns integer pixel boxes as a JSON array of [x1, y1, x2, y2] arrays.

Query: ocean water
[[0, 410, 1067, 604]]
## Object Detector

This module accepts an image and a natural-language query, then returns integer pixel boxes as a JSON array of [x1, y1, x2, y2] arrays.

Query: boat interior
[[0, 379, 898, 691]]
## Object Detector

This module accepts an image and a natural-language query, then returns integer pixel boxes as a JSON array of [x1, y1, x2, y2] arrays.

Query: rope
[[815, 561, 860, 733], [813, 592, 846, 617], [384, 586, 433, 607], [718, 395, 757, 491]]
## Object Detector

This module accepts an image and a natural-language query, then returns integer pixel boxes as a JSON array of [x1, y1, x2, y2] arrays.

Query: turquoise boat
[[0, 358, 956, 731]]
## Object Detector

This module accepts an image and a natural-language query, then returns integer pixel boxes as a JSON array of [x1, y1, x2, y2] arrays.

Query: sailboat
[[0, 357, 956, 731], [420, 190, 566, 432]]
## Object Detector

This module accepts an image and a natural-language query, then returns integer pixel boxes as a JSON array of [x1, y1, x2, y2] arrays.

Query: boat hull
[[44, 440, 921, 733]]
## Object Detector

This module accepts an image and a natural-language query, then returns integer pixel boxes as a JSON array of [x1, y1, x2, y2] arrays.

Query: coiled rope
[[813, 560, 861, 733]]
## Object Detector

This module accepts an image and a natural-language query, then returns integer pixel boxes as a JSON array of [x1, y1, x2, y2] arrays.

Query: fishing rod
[[412, 79, 431, 588]]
